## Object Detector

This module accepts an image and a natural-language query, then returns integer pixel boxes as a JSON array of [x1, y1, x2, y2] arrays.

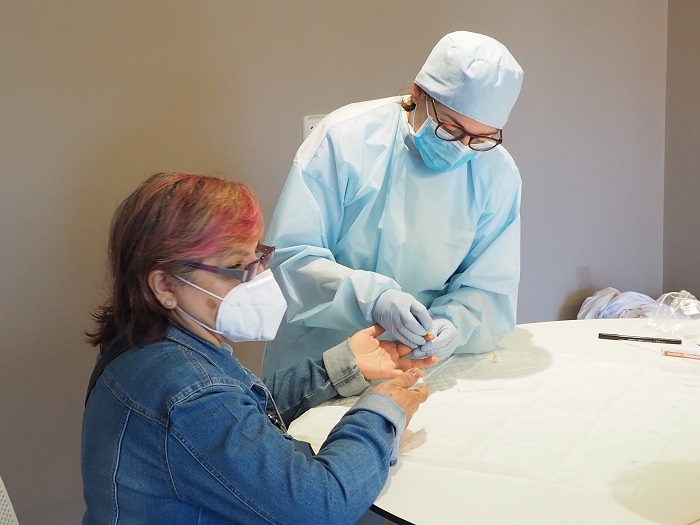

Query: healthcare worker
[[263, 31, 524, 374]]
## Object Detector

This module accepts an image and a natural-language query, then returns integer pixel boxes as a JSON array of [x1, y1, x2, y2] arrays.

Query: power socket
[[302, 114, 325, 139]]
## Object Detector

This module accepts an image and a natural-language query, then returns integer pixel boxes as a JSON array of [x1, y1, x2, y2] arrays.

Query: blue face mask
[[412, 115, 479, 172]]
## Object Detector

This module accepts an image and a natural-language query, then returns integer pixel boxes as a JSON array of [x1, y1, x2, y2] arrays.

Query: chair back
[[0, 474, 19, 525]]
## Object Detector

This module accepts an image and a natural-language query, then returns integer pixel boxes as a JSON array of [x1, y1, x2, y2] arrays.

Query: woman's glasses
[[428, 96, 503, 151], [186, 244, 275, 283]]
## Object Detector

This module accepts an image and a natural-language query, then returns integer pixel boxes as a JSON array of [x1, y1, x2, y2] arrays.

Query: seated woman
[[81, 172, 434, 525]]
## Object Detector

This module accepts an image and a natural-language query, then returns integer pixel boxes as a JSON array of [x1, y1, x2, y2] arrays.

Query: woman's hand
[[372, 368, 429, 426], [350, 324, 438, 381]]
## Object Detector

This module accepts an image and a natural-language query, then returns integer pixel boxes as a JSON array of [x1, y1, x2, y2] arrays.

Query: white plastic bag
[[647, 290, 700, 342]]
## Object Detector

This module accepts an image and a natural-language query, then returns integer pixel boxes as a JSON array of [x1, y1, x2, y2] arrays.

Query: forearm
[[264, 339, 370, 425], [430, 287, 517, 353], [430, 217, 520, 353], [338, 392, 406, 465], [274, 253, 399, 331], [266, 161, 401, 334]]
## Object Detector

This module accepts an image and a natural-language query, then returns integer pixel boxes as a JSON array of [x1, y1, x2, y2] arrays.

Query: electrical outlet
[[302, 115, 325, 139]]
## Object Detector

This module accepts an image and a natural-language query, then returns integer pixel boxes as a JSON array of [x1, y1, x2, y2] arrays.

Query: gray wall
[[664, 0, 700, 296], [0, 1, 680, 523]]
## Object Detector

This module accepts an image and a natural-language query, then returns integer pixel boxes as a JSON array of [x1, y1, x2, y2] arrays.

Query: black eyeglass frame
[[428, 96, 503, 151], [185, 243, 275, 283]]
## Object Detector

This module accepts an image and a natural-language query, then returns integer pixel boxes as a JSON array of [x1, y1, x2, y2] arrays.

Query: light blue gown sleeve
[[265, 142, 399, 333], [429, 153, 521, 354]]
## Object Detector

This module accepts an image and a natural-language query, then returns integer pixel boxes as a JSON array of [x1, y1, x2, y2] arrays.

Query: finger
[[398, 357, 438, 370], [413, 356, 438, 368], [396, 343, 415, 358], [399, 310, 432, 340], [390, 328, 419, 348], [405, 346, 430, 359], [393, 367, 423, 388], [433, 330, 458, 352], [409, 303, 434, 333], [378, 340, 399, 352], [416, 340, 435, 355], [395, 323, 428, 347], [417, 336, 452, 355], [396, 344, 437, 366], [389, 369, 404, 378], [413, 384, 430, 402], [360, 323, 386, 339]]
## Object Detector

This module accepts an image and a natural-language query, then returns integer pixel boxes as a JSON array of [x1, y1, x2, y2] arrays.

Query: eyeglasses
[[428, 96, 503, 151], [186, 244, 275, 283]]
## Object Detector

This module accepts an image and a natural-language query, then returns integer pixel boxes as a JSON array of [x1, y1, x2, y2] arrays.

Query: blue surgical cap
[[415, 31, 524, 129]]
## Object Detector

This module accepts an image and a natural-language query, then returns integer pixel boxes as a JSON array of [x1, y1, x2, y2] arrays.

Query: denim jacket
[[82, 326, 405, 525]]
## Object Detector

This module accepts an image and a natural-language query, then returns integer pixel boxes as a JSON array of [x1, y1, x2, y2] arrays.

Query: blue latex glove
[[372, 289, 433, 348], [410, 318, 459, 359]]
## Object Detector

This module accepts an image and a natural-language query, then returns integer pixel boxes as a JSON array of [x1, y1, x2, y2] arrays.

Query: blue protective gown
[[263, 96, 521, 374]]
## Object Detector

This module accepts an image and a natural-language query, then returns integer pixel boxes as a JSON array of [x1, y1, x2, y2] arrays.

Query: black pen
[[598, 333, 682, 345]]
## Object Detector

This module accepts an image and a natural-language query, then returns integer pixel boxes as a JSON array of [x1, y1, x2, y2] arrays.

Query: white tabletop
[[288, 319, 700, 525]]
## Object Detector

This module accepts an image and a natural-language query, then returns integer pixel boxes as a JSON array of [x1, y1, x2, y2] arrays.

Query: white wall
[[0, 1, 670, 523]]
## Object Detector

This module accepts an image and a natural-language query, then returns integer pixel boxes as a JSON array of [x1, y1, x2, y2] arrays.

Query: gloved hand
[[409, 318, 459, 360], [372, 289, 433, 348]]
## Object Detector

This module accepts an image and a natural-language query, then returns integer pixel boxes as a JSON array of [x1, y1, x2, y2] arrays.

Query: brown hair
[[87, 172, 263, 347], [399, 82, 420, 112]]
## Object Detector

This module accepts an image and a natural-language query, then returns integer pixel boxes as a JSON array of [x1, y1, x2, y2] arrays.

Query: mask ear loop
[[412, 93, 437, 137], [411, 92, 427, 131], [172, 274, 225, 335], [175, 305, 225, 336], [173, 274, 226, 302]]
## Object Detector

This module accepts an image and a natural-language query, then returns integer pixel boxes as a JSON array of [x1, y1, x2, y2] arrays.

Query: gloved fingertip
[[398, 338, 418, 349], [400, 331, 427, 347], [418, 341, 434, 353]]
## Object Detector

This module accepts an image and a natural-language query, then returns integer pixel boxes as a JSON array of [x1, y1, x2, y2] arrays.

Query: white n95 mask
[[175, 269, 287, 342]]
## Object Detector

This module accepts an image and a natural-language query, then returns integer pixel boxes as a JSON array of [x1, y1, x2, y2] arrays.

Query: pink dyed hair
[[87, 172, 264, 347]]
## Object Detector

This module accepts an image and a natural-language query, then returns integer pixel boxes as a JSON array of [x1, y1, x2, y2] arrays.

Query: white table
[[288, 319, 700, 525]]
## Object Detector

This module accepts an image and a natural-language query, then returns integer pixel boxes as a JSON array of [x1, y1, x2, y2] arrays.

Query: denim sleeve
[[262, 356, 336, 426], [346, 391, 406, 465], [166, 383, 395, 525], [322, 339, 369, 397], [263, 339, 368, 425]]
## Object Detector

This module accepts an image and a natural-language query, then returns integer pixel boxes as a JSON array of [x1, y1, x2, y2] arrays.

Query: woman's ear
[[148, 270, 177, 310], [411, 83, 424, 105]]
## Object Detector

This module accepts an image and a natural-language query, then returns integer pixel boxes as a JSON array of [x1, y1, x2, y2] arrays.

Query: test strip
[[662, 350, 700, 360]]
